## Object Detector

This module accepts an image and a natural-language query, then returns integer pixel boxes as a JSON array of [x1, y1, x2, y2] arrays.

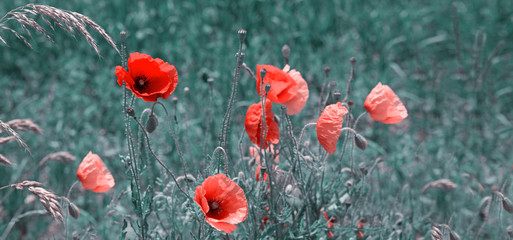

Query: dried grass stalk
[[431, 225, 443, 240], [0, 4, 119, 55], [40, 151, 76, 165], [0, 154, 12, 166], [6, 119, 42, 134], [422, 179, 458, 193], [27, 186, 63, 222], [0, 120, 31, 155]]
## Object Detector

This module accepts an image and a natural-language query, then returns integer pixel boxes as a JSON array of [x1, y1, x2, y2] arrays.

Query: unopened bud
[[345, 179, 353, 188], [328, 81, 336, 92], [265, 84, 271, 92], [350, 57, 357, 64], [145, 113, 159, 133], [324, 67, 331, 77], [172, 96, 179, 104], [285, 184, 293, 195], [354, 134, 368, 151], [260, 68, 267, 81], [68, 202, 80, 219], [207, 77, 214, 88], [503, 197, 513, 214], [347, 100, 354, 107], [126, 107, 135, 117], [238, 29, 247, 42], [332, 90, 342, 102], [120, 31, 127, 42], [359, 163, 368, 175], [282, 45, 290, 59]]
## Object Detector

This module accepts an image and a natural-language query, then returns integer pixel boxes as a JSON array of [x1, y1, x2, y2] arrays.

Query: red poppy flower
[[323, 211, 335, 238], [245, 100, 280, 149], [194, 174, 248, 233], [357, 220, 365, 239], [364, 82, 408, 124], [282, 65, 309, 115], [256, 65, 298, 103], [115, 52, 178, 102], [316, 102, 348, 155], [76, 151, 115, 193]]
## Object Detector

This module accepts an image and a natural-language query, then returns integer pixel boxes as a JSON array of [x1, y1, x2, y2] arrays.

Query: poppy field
[[1, 0, 512, 239]]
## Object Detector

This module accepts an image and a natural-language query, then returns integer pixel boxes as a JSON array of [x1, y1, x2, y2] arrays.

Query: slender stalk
[[130, 114, 191, 199], [343, 58, 357, 102]]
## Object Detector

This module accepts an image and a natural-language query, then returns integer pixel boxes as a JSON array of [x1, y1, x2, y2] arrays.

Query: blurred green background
[[1, 0, 512, 239]]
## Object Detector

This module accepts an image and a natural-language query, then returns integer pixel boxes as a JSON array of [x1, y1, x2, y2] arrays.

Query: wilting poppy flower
[[115, 52, 178, 102], [282, 65, 309, 115], [77, 151, 115, 193], [316, 102, 348, 155], [364, 82, 408, 124], [194, 174, 248, 233], [323, 211, 335, 239], [256, 65, 298, 103], [245, 100, 280, 148]]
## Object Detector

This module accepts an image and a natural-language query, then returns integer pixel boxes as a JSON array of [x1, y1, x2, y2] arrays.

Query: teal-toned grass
[[1, 0, 512, 239]]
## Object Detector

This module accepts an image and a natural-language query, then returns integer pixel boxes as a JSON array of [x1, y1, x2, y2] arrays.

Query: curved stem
[[130, 115, 190, 199]]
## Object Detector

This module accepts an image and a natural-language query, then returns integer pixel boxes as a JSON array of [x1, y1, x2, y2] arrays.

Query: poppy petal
[[282, 65, 309, 115], [205, 219, 237, 233], [364, 82, 408, 124], [244, 100, 280, 148], [316, 102, 348, 155], [77, 151, 115, 193], [256, 65, 297, 103]]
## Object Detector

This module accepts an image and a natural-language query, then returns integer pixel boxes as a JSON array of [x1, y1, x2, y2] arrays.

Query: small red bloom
[[282, 64, 309, 115], [316, 102, 348, 155], [256, 65, 298, 103], [194, 174, 248, 233], [364, 82, 408, 124], [244, 100, 280, 148], [115, 52, 178, 102], [357, 219, 365, 239], [323, 211, 335, 238], [77, 151, 115, 193]]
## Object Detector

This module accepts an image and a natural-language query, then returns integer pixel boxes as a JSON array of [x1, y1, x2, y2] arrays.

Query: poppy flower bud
[[350, 57, 357, 64], [120, 31, 127, 42], [145, 113, 158, 133], [282, 45, 290, 59], [265, 84, 271, 93], [285, 184, 294, 195], [502, 197, 513, 214], [238, 29, 247, 43], [332, 90, 342, 102], [347, 100, 354, 107], [359, 163, 368, 175], [324, 67, 331, 76], [260, 68, 267, 81], [207, 77, 214, 88], [354, 134, 368, 151], [328, 81, 336, 92], [126, 107, 135, 117], [68, 202, 80, 219]]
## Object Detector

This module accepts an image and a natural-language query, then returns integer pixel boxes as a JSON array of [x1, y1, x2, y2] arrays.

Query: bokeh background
[[1, 0, 512, 239]]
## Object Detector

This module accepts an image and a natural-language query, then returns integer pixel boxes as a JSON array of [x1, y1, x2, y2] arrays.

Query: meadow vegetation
[[0, 0, 512, 239]]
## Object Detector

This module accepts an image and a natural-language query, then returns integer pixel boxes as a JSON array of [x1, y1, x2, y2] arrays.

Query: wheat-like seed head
[[0, 136, 16, 144], [5, 119, 42, 134], [0, 4, 119, 55], [0, 154, 12, 166], [0, 120, 31, 155], [422, 179, 458, 193], [40, 152, 76, 166], [28, 186, 64, 222]]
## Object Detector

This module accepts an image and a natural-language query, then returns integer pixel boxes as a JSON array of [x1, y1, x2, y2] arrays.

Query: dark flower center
[[134, 75, 149, 91], [208, 200, 222, 215]]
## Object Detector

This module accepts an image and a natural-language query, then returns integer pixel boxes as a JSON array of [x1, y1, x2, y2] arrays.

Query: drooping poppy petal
[[194, 174, 248, 234], [364, 82, 408, 124], [115, 52, 178, 102], [316, 102, 348, 155], [256, 65, 298, 103], [76, 151, 115, 193], [244, 100, 280, 149], [282, 65, 309, 115]]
